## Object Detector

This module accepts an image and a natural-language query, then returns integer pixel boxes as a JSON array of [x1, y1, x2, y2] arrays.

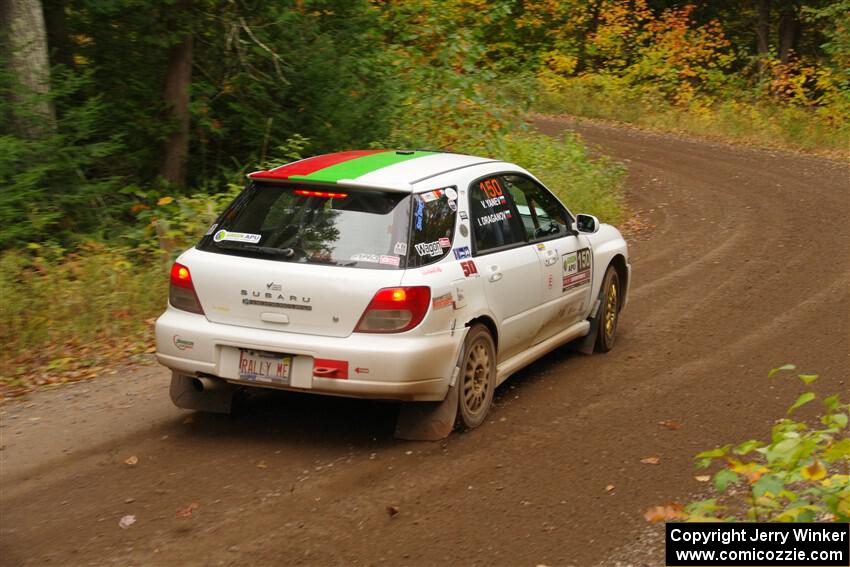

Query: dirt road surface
[[1, 119, 848, 567]]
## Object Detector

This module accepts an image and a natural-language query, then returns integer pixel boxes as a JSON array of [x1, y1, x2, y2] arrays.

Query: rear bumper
[[155, 307, 465, 401]]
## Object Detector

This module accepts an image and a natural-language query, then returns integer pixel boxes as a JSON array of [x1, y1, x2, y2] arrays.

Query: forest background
[[1, 0, 847, 395]]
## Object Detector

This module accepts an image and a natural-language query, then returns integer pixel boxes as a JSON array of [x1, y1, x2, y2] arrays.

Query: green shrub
[[680, 366, 849, 522], [0, 67, 125, 248]]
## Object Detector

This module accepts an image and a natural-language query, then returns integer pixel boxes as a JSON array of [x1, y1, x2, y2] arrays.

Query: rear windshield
[[198, 182, 412, 269]]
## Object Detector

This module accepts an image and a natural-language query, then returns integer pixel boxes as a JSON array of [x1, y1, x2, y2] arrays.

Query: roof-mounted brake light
[[294, 189, 348, 199]]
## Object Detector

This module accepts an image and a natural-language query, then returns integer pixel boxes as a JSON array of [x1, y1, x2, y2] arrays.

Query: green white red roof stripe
[[249, 150, 496, 191], [249, 150, 435, 184]]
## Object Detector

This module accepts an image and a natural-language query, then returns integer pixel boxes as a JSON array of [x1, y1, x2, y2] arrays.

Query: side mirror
[[575, 213, 600, 234]]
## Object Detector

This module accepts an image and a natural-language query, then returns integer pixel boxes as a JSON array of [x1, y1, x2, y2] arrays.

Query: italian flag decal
[[249, 150, 435, 185]]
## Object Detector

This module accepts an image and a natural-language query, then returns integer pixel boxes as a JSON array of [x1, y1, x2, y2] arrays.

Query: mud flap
[[394, 341, 463, 441], [574, 298, 602, 355], [169, 372, 235, 414], [394, 383, 458, 441]]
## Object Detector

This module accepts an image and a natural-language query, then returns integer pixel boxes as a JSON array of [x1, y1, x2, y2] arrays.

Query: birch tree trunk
[[0, 0, 55, 138]]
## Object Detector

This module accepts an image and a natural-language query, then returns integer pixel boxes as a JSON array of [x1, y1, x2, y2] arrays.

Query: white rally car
[[155, 150, 630, 437]]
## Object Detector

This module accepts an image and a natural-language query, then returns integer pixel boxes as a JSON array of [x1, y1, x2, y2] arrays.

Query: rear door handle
[[488, 266, 503, 282]]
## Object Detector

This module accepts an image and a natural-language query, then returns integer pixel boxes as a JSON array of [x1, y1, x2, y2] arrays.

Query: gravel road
[[1, 118, 847, 567]]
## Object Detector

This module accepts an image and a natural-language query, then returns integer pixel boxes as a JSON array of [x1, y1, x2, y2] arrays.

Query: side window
[[469, 175, 526, 253], [407, 188, 457, 268], [501, 174, 570, 241]]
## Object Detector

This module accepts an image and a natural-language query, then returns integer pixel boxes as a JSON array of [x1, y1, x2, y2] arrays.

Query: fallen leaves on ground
[[118, 515, 136, 529], [176, 502, 200, 518], [643, 503, 687, 522], [256, 461, 268, 469], [124, 455, 139, 466], [1, 328, 159, 401], [694, 475, 711, 482], [658, 420, 681, 430], [640, 456, 661, 465], [386, 505, 399, 518], [605, 484, 615, 492]]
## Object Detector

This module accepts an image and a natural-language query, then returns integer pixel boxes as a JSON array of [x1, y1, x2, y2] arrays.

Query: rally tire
[[595, 266, 620, 353], [457, 324, 496, 430]]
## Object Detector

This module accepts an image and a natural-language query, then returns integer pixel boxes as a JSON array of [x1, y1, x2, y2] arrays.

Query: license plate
[[238, 349, 291, 384]]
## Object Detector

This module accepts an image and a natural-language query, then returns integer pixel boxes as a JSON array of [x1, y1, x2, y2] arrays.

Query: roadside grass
[[535, 75, 850, 159], [0, 129, 626, 399], [0, 244, 165, 398]]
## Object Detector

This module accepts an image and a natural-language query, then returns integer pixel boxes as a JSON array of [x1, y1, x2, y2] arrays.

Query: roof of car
[[248, 150, 498, 192]]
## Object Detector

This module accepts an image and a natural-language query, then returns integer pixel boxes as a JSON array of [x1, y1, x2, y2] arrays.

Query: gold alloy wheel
[[463, 340, 491, 415], [604, 281, 618, 338]]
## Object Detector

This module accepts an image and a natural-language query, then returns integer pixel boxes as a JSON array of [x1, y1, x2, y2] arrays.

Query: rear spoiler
[[247, 171, 413, 193]]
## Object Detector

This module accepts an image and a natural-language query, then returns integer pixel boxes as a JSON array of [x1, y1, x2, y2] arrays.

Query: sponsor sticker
[[173, 335, 194, 350], [448, 200, 457, 212], [459, 224, 468, 237], [444, 187, 458, 200], [453, 246, 471, 260], [213, 229, 261, 244], [422, 265, 443, 275], [379, 255, 400, 266], [414, 241, 443, 257], [420, 191, 438, 203], [563, 253, 578, 275], [438, 237, 451, 248], [459, 211, 468, 220], [562, 248, 592, 292], [393, 242, 408, 255], [415, 200, 424, 231], [204, 223, 218, 236], [536, 243, 546, 251], [432, 292, 453, 310], [350, 253, 379, 263]]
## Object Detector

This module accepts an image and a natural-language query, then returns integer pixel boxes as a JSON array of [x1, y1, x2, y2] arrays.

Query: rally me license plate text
[[238, 349, 291, 384]]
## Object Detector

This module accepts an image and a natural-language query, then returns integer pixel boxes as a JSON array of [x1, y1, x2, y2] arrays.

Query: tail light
[[169, 262, 205, 315], [354, 287, 430, 333]]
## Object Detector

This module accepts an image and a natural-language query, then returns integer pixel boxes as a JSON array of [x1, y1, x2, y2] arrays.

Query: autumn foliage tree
[[0, 0, 847, 248]]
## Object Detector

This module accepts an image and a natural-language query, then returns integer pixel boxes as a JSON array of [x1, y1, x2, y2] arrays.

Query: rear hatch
[[188, 182, 412, 337]]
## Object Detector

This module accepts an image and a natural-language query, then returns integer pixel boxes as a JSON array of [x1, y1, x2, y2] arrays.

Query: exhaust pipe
[[171, 372, 235, 414], [191, 375, 225, 392]]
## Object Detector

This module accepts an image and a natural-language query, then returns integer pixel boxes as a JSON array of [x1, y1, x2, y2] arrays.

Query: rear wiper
[[213, 241, 295, 257]]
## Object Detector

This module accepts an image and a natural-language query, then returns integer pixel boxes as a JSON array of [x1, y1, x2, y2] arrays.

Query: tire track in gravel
[[1, 117, 847, 567]]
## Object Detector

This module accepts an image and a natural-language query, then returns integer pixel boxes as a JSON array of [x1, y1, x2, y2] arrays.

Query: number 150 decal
[[562, 248, 591, 292]]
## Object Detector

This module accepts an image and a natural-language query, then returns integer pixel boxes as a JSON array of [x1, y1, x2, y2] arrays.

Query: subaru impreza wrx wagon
[[155, 149, 630, 435]]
